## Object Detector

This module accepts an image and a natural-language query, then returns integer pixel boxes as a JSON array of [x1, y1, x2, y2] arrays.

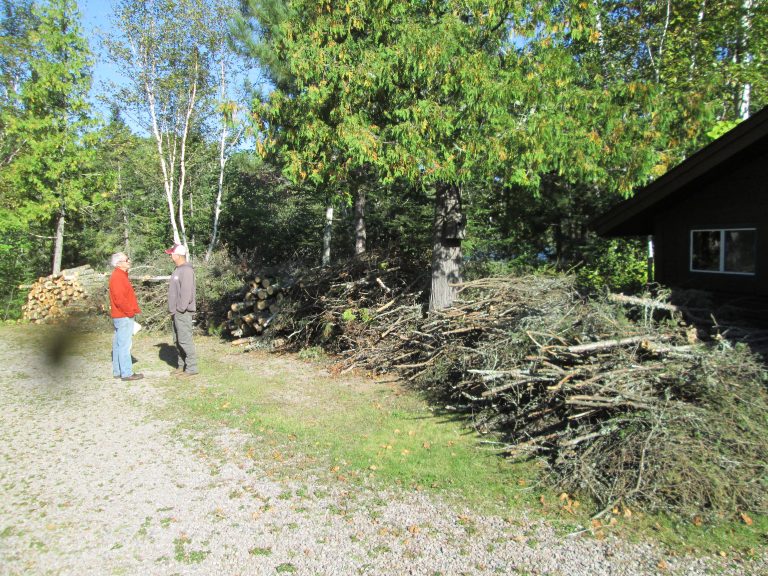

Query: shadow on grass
[[155, 342, 178, 368]]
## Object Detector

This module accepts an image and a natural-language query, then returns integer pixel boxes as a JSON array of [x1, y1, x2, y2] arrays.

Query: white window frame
[[689, 228, 756, 276]]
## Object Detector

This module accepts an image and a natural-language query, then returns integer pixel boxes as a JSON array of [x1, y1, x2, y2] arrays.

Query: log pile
[[21, 265, 106, 323], [225, 275, 285, 340]]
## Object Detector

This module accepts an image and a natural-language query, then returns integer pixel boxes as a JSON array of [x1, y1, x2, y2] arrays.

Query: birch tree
[[105, 0, 223, 253], [204, 0, 247, 262]]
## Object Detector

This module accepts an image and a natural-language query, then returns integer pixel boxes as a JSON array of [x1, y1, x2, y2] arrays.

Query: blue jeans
[[112, 317, 135, 378]]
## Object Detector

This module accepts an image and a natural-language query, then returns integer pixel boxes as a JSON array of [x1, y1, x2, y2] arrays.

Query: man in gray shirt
[[165, 243, 198, 376]]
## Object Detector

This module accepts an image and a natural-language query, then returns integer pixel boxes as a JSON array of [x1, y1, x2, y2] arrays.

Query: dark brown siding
[[652, 145, 768, 295]]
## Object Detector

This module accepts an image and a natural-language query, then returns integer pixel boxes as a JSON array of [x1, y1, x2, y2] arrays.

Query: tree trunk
[[354, 185, 366, 260], [176, 58, 198, 249], [322, 204, 334, 267], [739, 0, 753, 119], [119, 162, 130, 253], [206, 62, 228, 263], [593, 0, 608, 84], [429, 182, 464, 312], [52, 209, 65, 275]]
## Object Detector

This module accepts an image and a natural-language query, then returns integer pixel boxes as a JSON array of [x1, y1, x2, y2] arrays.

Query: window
[[690, 228, 756, 275]]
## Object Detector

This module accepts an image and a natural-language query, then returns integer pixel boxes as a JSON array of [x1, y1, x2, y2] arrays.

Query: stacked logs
[[226, 275, 284, 340], [21, 265, 105, 323]]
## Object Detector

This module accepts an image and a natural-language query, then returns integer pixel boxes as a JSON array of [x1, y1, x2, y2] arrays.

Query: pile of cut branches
[[264, 260, 424, 351], [262, 265, 768, 518]]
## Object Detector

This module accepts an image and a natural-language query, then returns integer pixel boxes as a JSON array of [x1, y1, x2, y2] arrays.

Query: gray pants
[[172, 312, 198, 373]]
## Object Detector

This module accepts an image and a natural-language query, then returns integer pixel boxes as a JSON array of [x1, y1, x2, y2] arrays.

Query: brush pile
[[21, 265, 106, 323], [255, 265, 768, 517]]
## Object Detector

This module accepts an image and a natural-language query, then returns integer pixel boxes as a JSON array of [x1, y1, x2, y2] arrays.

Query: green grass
[[157, 345, 546, 517], [615, 511, 768, 559], [173, 536, 209, 564], [141, 335, 768, 556]]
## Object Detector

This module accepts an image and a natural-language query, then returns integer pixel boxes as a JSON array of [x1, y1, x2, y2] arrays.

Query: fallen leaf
[[740, 512, 754, 526], [623, 507, 632, 518], [422, 442, 431, 449], [369, 464, 378, 471], [693, 516, 703, 527], [657, 559, 668, 571], [407, 525, 420, 535]]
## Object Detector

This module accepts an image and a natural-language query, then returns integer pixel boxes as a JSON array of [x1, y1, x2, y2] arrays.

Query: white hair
[[110, 252, 127, 268]]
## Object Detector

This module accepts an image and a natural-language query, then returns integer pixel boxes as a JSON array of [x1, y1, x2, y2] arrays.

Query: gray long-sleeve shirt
[[168, 262, 196, 313]]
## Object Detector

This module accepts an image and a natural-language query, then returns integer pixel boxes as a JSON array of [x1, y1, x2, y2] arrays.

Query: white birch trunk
[[52, 210, 65, 276], [688, 0, 707, 79], [206, 59, 243, 262], [119, 162, 130, 253], [176, 56, 199, 252], [739, 0, 753, 119], [593, 0, 608, 83], [354, 186, 366, 259], [129, 20, 181, 246], [322, 204, 334, 267]]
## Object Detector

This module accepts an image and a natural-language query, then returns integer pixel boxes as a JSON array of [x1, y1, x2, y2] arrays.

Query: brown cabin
[[593, 106, 768, 298]]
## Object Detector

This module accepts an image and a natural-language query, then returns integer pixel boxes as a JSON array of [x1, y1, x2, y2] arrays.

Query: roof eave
[[592, 107, 768, 237]]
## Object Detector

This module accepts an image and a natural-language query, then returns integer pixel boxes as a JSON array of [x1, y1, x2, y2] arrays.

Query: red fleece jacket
[[109, 268, 141, 318]]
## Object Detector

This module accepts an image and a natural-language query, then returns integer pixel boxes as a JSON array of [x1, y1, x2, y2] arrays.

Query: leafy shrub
[[577, 237, 648, 293]]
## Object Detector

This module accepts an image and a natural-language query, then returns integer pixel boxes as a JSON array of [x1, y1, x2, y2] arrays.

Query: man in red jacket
[[109, 252, 143, 381]]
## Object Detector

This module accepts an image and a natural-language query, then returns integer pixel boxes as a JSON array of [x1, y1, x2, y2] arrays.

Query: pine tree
[[0, 0, 99, 275]]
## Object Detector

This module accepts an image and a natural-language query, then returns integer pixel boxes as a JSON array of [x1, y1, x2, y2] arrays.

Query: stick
[[565, 335, 663, 354], [609, 293, 681, 312]]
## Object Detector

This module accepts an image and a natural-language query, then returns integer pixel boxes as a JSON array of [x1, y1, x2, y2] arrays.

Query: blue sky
[[77, 0, 126, 119], [75, 0, 264, 135], [78, 0, 117, 78]]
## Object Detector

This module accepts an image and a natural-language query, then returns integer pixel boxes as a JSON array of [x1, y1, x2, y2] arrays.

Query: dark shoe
[[122, 373, 144, 381], [171, 368, 184, 376], [178, 371, 199, 377], [113, 375, 121, 379]]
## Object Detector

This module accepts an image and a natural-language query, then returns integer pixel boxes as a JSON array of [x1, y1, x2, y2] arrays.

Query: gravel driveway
[[0, 325, 764, 575]]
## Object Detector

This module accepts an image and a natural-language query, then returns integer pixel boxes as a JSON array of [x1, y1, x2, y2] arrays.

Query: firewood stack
[[21, 265, 106, 323], [225, 275, 284, 340]]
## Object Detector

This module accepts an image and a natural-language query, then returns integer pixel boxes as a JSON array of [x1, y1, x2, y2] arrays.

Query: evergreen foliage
[[0, 0, 766, 316]]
